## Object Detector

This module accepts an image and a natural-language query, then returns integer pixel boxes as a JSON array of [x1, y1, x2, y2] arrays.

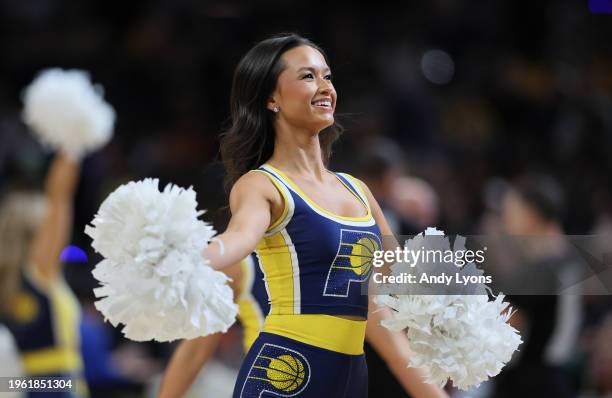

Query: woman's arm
[[157, 333, 223, 398], [357, 178, 398, 250], [29, 152, 81, 280], [203, 171, 280, 270], [366, 299, 449, 398], [359, 179, 448, 397], [358, 179, 399, 282]]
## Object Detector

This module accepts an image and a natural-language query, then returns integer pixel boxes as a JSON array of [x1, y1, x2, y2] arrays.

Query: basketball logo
[[323, 229, 381, 297], [348, 236, 378, 276], [265, 354, 305, 392], [241, 343, 310, 397]]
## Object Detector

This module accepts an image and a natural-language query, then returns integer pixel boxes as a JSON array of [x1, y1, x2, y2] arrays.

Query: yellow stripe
[[263, 314, 366, 355], [252, 169, 289, 232], [21, 269, 84, 382], [238, 297, 263, 352], [237, 259, 264, 352], [336, 173, 369, 209], [239, 258, 253, 302], [256, 231, 295, 315], [50, 280, 80, 352], [341, 173, 371, 212], [21, 347, 82, 375], [262, 164, 371, 221], [25, 268, 82, 367]]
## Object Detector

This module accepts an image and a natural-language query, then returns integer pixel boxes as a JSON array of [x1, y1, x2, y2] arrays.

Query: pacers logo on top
[[323, 229, 382, 297], [241, 343, 311, 397]]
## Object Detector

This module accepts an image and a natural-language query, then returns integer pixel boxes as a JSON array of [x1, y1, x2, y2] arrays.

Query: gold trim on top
[[251, 169, 290, 232], [262, 164, 371, 222]]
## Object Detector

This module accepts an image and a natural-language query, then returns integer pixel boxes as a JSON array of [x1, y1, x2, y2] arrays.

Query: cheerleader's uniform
[[233, 164, 381, 398]]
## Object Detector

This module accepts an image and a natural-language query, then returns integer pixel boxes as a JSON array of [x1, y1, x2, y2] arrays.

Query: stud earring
[[272, 106, 280, 113]]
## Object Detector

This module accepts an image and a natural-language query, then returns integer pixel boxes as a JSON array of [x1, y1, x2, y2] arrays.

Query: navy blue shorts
[[233, 332, 368, 398]]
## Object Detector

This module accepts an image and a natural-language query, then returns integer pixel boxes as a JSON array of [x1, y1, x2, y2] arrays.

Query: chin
[[302, 115, 335, 134], [318, 116, 335, 130]]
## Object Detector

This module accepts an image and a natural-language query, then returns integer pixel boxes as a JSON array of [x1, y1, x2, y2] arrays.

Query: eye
[[302, 73, 314, 79], [324, 73, 333, 81]]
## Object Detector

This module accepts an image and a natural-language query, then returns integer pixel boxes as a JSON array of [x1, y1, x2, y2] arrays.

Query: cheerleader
[[0, 153, 88, 397], [201, 33, 392, 397], [0, 67, 114, 398]]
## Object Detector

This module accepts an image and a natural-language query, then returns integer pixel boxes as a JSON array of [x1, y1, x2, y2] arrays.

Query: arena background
[[1, 1, 611, 397]]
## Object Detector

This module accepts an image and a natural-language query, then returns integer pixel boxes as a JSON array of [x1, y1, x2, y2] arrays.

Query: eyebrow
[[297, 66, 331, 74]]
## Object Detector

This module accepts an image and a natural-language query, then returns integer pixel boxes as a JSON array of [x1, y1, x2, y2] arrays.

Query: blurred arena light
[[421, 49, 455, 85], [60, 244, 88, 263]]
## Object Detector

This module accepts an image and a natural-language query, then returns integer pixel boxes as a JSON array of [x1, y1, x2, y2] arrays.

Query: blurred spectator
[[492, 174, 582, 398], [0, 153, 88, 397], [390, 176, 440, 234], [354, 138, 406, 235]]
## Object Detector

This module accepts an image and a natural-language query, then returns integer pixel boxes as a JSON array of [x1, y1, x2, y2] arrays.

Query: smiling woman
[[213, 35, 382, 397], [155, 33, 448, 398]]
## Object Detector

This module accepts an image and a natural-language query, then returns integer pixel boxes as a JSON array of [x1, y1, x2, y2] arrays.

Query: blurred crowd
[[1, 0, 611, 397]]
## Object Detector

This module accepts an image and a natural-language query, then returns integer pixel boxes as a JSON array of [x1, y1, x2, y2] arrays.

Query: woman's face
[[269, 45, 336, 133], [501, 190, 540, 234]]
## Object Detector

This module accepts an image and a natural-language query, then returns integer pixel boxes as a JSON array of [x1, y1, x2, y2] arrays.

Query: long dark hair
[[219, 33, 343, 191]]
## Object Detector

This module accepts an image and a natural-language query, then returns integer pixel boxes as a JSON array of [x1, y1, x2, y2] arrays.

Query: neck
[[533, 221, 562, 236], [524, 222, 566, 260], [267, 120, 327, 180]]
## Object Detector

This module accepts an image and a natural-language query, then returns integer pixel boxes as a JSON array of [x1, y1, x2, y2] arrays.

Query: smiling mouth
[[312, 100, 333, 109]]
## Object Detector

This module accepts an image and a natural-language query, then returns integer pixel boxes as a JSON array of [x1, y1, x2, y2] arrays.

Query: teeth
[[313, 101, 331, 107]]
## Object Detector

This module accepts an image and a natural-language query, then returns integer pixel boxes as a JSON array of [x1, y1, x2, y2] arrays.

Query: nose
[[317, 77, 334, 96]]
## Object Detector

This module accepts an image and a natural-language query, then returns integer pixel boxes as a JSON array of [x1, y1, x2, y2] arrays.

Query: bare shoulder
[[227, 170, 284, 234], [345, 175, 373, 197], [229, 170, 283, 210]]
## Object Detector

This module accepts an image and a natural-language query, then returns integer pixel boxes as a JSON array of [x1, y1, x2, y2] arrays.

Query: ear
[[267, 95, 280, 111]]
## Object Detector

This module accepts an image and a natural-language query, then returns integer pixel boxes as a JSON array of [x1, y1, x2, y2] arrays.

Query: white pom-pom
[[374, 227, 522, 390], [375, 294, 522, 390], [85, 178, 238, 342], [22, 68, 115, 158]]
